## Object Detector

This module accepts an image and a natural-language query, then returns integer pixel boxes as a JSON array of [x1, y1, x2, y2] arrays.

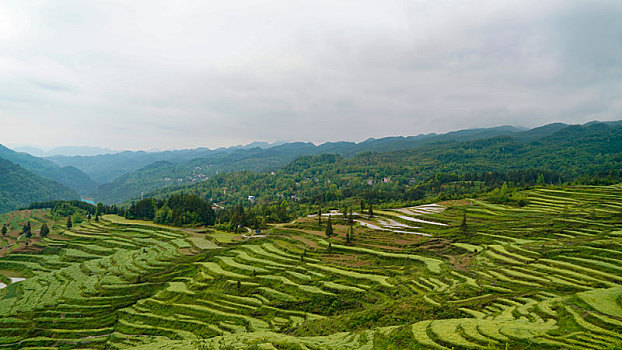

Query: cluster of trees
[[486, 182, 530, 206], [0, 221, 48, 238], [28, 200, 121, 216], [214, 201, 292, 232], [126, 193, 215, 226], [320, 212, 356, 248], [21, 221, 32, 238]]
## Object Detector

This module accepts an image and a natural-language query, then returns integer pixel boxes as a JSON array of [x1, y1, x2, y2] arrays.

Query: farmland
[[0, 184, 621, 349]]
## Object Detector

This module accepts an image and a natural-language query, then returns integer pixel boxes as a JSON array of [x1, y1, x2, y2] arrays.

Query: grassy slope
[[0, 184, 620, 349]]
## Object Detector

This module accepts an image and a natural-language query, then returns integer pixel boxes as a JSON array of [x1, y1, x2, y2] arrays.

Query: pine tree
[[460, 213, 467, 233], [2, 224, 7, 236], [66, 216, 73, 230], [368, 203, 374, 218], [348, 208, 354, 225], [22, 221, 32, 238], [360, 199, 365, 212], [40, 223, 49, 238], [349, 224, 354, 242], [318, 206, 322, 225], [325, 216, 333, 238]]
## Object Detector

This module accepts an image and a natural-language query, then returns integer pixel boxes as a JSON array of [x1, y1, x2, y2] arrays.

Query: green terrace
[[0, 184, 621, 349]]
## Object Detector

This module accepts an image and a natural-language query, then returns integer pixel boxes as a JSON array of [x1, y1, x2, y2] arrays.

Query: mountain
[[48, 148, 219, 184], [143, 122, 621, 207], [13, 145, 118, 157], [0, 158, 79, 212], [48, 126, 524, 203], [92, 125, 551, 203], [0, 145, 97, 195], [11, 146, 47, 157], [48, 142, 288, 184], [45, 122, 615, 204]]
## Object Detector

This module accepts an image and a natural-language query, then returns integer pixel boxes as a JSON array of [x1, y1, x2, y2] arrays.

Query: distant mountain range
[[49, 125, 525, 183], [0, 120, 619, 210], [12, 145, 119, 157], [143, 121, 622, 208], [47, 121, 619, 204]]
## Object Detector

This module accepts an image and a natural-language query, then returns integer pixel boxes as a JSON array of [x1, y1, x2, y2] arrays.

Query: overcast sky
[[1, 0, 621, 150]]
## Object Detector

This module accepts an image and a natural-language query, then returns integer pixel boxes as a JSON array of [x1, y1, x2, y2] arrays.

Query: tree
[[348, 208, 354, 225], [345, 226, 352, 245], [95, 212, 100, 222], [343, 207, 348, 221], [87, 213, 92, 221], [360, 199, 365, 212], [1, 225, 6, 236], [349, 224, 354, 242], [22, 221, 32, 238], [66, 216, 73, 230], [325, 216, 333, 238], [460, 213, 467, 233], [368, 203, 374, 218], [40, 223, 50, 238], [318, 206, 322, 226]]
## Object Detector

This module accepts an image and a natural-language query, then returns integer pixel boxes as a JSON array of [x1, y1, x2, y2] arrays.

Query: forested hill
[[0, 158, 79, 212], [0, 145, 96, 195], [88, 125, 560, 203], [48, 125, 525, 186], [143, 122, 621, 208]]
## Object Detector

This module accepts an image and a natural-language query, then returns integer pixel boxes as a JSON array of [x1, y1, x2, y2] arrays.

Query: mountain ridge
[[0, 157, 80, 212], [0, 145, 97, 195]]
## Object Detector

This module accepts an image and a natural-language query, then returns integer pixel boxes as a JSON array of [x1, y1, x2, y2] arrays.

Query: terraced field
[[0, 209, 51, 257], [0, 184, 621, 349]]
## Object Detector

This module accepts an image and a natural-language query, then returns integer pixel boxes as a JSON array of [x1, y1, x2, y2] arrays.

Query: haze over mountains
[[11, 146, 119, 158], [0, 120, 620, 212]]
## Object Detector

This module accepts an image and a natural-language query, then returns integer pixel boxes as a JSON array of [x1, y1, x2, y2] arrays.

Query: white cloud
[[0, 0, 620, 150]]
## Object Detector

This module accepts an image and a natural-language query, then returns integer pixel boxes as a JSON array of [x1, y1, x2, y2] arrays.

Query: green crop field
[[0, 184, 621, 349]]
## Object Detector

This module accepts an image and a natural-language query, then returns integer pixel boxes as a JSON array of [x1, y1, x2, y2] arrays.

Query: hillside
[[0, 158, 80, 212], [0, 145, 97, 195], [0, 184, 620, 348], [89, 125, 575, 204], [48, 125, 523, 195], [144, 122, 622, 208]]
